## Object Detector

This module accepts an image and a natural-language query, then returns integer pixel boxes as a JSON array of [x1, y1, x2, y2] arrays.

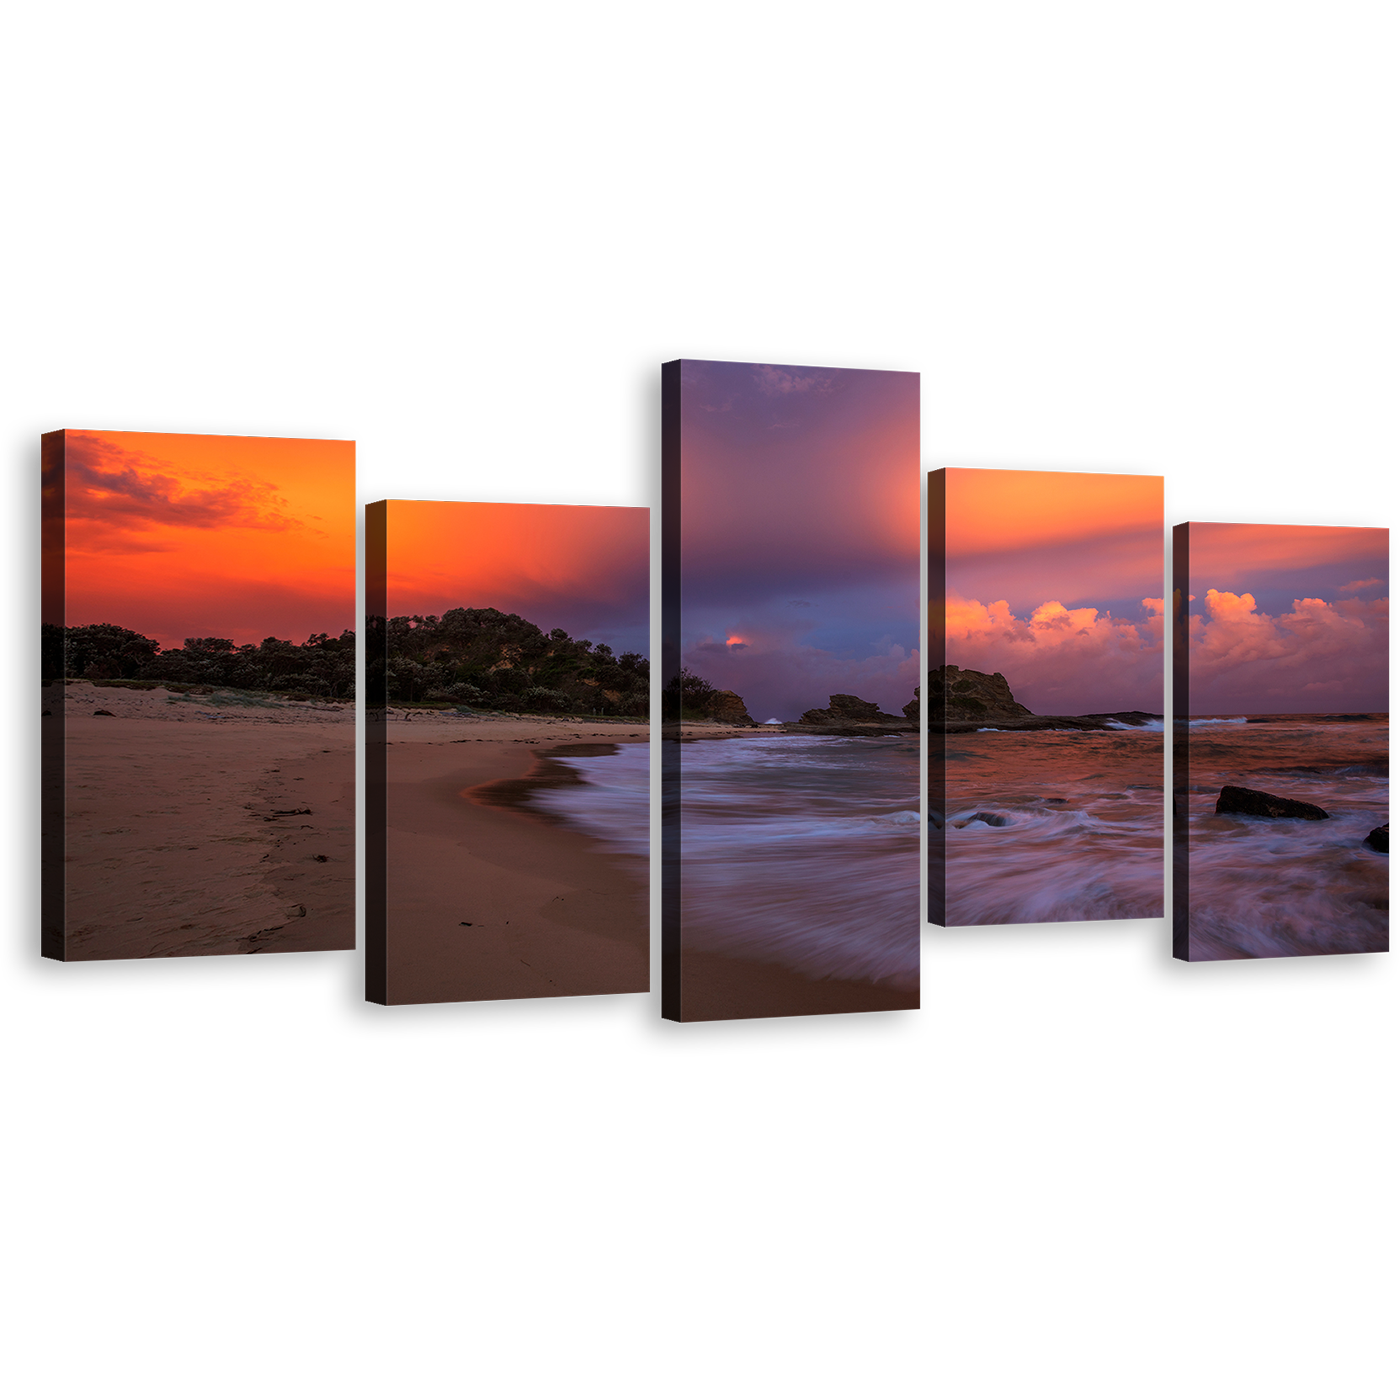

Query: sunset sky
[[675, 360, 919, 721], [54, 430, 354, 649], [1182, 522, 1388, 713], [382, 500, 649, 655], [936, 468, 1164, 714]]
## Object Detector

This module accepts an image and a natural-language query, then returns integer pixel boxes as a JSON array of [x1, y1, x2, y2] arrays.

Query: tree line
[[45, 608, 651, 716]]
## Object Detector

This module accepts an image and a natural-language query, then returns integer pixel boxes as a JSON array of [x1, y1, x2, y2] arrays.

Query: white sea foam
[[669, 735, 920, 983]]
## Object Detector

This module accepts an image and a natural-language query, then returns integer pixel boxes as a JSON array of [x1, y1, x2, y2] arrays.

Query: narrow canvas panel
[[661, 360, 920, 1022], [928, 468, 1165, 928], [1172, 522, 1389, 961], [41, 430, 356, 960], [365, 500, 650, 1005]]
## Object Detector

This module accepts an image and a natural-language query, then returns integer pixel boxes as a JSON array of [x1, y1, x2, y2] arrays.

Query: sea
[[531, 735, 921, 985], [934, 725, 1165, 927], [1178, 715, 1389, 959]]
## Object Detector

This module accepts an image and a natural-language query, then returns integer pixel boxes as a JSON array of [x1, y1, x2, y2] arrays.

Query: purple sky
[[677, 360, 919, 721]]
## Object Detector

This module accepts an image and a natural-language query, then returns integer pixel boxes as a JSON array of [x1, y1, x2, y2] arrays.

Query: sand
[[374, 714, 651, 1005], [47, 681, 355, 960], [48, 687, 916, 1016]]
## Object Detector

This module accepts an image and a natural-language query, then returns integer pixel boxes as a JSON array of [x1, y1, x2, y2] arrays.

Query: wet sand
[[374, 715, 650, 1005], [663, 722, 921, 1022]]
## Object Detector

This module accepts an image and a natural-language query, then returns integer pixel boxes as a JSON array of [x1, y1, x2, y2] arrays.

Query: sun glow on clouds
[[1186, 588, 1388, 709], [942, 594, 1165, 713]]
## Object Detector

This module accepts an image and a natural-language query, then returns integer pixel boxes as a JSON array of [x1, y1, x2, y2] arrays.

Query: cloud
[[54, 433, 293, 548], [752, 364, 836, 396], [686, 632, 920, 720], [1338, 578, 1382, 593], [1186, 590, 1388, 709], [937, 593, 1164, 713]]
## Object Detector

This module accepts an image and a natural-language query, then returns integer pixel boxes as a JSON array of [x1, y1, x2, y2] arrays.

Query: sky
[[1183, 522, 1388, 714], [937, 468, 1164, 714], [382, 500, 649, 656], [52, 430, 354, 648], [676, 360, 919, 721]]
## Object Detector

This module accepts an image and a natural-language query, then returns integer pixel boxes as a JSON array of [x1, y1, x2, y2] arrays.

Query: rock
[[902, 687, 920, 722], [929, 666, 1033, 721], [1364, 824, 1388, 853], [801, 693, 902, 724], [707, 690, 754, 725], [93, 709, 115, 716], [1215, 785, 1329, 820], [1079, 711, 1163, 727]]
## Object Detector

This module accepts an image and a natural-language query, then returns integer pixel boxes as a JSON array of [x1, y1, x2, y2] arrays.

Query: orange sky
[[56, 430, 354, 648], [943, 468, 1163, 556], [379, 500, 650, 653], [935, 468, 1165, 712]]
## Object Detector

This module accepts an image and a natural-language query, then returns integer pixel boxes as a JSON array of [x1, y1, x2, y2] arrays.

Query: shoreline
[[378, 719, 650, 1005], [670, 948, 918, 1022]]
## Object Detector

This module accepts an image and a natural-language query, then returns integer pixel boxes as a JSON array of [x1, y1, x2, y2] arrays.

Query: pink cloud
[[1339, 578, 1382, 593], [1186, 589, 1388, 710], [939, 594, 1164, 713]]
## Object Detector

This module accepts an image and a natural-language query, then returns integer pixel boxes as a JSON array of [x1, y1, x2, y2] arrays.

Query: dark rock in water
[[951, 811, 1011, 828], [93, 709, 115, 716], [902, 686, 920, 722], [708, 689, 755, 725], [930, 665, 1033, 721], [1079, 710, 1163, 727], [1364, 824, 1388, 853], [1041, 797, 1067, 804], [1215, 785, 1329, 820], [801, 693, 902, 724]]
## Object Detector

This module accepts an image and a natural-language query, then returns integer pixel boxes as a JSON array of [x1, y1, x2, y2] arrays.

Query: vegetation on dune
[[45, 608, 650, 716]]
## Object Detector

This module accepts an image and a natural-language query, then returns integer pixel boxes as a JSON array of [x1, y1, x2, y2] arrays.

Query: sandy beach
[[373, 713, 651, 1005], [46, 680, 355, 960]]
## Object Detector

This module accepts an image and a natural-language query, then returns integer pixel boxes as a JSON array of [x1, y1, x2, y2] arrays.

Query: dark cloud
[[54, 432, 293, 538]]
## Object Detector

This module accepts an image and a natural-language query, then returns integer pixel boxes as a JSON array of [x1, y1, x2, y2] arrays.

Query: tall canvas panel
[[929, 468, 1165, 927], [1173, 522, 1388, 960], [366, 500, 650, 1005], [662, 360, 920, 1022], [41, 430, 356, 960]]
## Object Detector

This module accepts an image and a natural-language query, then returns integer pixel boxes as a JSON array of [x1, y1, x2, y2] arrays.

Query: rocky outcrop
[[1080, 711, 1162, 727], [800, 694, 903, 724], [1364, 824, 1388, 853], [707, 690, 755, 725], [930, 666, 1033, 721], [902, 687, 920, 722], [1215, 785, 1329, 820]]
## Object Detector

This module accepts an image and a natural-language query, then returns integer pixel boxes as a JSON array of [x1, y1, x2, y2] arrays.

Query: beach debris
[[459, 921, 473, 926], [1363, 824, 1388, 853], [1215, 785, 1329, 820], [312, 854, 329, 862], [93, 709, 116, 716]]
